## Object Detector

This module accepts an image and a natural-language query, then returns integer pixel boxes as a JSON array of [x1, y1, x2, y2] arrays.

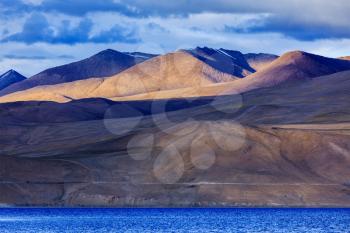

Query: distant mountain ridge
[[0, 49, 157, 96], [0, 70, 26, 91]]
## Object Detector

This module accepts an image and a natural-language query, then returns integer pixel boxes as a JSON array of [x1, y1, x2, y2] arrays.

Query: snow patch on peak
[[0, 70, 14, 79]]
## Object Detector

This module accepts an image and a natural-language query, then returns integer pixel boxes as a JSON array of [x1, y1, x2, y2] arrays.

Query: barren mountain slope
[[0, 51, 238, 103], [0, 107, 350, 206], [0, 49, 156, 96], [246, 51, 350, 83], [110, 51, 350, 101]]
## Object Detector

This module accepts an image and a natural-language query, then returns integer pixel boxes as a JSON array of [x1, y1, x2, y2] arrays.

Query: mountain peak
[[0, 69, 26, 91], [277, 50, 350, 70], [97, 48, 123, 54], [0, 69, 15, 77], [279, 50, 313, 61], [246, 50, 350, 89], [194, 46, 216, 53], [0, 69, 25, 79], [93, 49, 131, 60]]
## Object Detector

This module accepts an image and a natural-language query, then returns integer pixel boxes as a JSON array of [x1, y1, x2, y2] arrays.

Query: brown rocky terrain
[[1, 67, 350, 206], [1, 119, 350, 207]]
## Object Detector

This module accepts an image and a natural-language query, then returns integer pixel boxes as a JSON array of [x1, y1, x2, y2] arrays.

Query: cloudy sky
[[1, 0, 350, 76]]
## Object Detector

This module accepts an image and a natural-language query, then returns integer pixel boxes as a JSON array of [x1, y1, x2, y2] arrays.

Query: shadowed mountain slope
[[187, 47, 256, 77], [0, 70, 26, 91], [244, 53, 279, 71], [1, 70, 350, 125], [236, 69, 350, 124], [0, 49, 156, 96]]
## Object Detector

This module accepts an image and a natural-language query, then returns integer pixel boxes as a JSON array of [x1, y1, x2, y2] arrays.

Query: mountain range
[[1, 47, 350, 207], [1, 49, 349, 103], [0, 49, 156, 96], [0, 47, 278, 101]]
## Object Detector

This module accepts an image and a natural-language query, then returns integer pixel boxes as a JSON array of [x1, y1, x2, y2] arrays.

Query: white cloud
[[150, 13, 269, 31]]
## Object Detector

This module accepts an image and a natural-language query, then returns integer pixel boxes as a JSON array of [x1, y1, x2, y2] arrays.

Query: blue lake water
[[0, 208, 349, 232]]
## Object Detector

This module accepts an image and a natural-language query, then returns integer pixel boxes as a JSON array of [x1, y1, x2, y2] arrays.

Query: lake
[[0, 208, 349, 232]]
